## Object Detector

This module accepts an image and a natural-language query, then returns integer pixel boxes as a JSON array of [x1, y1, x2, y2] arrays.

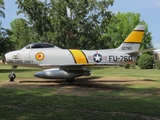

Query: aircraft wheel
[[66, 78, 75, 83], [9, 73, 16, 82]]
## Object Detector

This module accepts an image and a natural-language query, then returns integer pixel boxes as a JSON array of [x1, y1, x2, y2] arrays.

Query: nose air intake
[[5, 51, 21, 64], [5, 53, 10, 63]]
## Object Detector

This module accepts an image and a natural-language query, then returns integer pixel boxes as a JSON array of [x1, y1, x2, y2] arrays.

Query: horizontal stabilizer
[[127, 48, 155, 55]]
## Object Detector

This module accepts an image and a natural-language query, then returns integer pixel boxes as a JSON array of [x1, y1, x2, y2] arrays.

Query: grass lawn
[[0, 65, 160, 120]]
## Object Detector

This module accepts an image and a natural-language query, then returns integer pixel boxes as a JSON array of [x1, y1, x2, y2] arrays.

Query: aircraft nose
[[5, 51, 21, 63], [5, 52, 12, 62]]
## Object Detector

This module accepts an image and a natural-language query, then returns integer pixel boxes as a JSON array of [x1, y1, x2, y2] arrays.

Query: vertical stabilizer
[[116, 25, 146, 52]]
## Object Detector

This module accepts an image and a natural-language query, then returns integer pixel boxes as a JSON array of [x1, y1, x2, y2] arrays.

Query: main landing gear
[[66, 78, 75, 83], [9, 66, 17, 82]]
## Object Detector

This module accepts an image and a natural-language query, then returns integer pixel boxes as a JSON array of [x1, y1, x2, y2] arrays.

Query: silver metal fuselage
[[5, 47, 136, 68]]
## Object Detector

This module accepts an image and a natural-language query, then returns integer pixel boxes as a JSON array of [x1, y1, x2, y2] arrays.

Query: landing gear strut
[[9, 66, 17, 82], [66, 78, 75, 83]]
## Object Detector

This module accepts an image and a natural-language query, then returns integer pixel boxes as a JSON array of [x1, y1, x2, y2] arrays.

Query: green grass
[[1, 65, 160, 119], [92, 67, 160, 79]]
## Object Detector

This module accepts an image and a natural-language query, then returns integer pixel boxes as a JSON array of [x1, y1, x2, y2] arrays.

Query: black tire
[[66, 78, 75, 83], [9, 73, 16, 82]]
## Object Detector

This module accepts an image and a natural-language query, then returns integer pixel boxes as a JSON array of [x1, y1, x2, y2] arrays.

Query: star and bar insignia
[[88, 53, 107, 63]]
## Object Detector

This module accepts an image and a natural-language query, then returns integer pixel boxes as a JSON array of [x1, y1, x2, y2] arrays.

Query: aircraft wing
[[38, 63, 120, 68], [34, 63, 121, 80]]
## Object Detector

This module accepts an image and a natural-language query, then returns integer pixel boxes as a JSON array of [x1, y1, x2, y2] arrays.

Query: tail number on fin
[[109, 55, 132, 62], [122, 46, 132, 50]]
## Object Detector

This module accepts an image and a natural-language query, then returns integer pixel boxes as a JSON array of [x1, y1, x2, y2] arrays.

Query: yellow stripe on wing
[[69, 49, 88, 64], [124, 31, 144, 43]]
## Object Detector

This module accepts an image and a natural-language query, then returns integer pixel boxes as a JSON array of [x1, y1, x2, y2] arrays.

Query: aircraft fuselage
[[5, 48, 136, 67]]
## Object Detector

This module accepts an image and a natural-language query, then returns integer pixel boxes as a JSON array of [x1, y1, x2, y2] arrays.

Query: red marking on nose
[[38, 54, 41, 58]]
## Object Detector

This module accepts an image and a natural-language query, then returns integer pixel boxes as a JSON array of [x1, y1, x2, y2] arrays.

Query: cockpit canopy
[[23, 42, 61, 49]]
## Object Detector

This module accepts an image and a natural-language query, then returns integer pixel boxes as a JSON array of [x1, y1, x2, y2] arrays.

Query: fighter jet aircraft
[[5, 25, 151, 83]]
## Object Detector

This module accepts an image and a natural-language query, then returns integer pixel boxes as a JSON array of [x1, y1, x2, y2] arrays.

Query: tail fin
[[116, 25, 146, 52]]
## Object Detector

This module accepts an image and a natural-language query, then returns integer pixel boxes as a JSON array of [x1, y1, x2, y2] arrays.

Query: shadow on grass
[[142, 79, 157, 82], [5, 76, 157, 93], [0, 81, 160, 120]]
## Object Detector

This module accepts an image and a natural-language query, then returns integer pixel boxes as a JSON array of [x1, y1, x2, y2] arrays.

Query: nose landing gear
[[9, 66, 17, 82]]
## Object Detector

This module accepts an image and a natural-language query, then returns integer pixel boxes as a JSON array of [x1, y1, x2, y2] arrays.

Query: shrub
[[155, 60, 160, 69], [124, 63, 136, 69], [138, 53, 153, 69], [124, 64, 130, 69], [130, 64, 136, 69]]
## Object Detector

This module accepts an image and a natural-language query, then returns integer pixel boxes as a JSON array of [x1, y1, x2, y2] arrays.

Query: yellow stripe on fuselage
[[69, 49, 88, 64], [124, 30, 144, 43]]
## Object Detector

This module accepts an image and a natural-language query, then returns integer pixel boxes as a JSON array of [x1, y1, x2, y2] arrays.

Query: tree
[[0, 0, 6, 58], [0, 27, 15, 58], [10, 18, 39, 49], [16, 0, 115, 49], [16, 0, 52, 38], [0, 0, 5, 18], [0, 0, 5, 44]]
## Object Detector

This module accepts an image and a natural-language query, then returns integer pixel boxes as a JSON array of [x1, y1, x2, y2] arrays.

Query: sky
[[1, 0, 160, 48]]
